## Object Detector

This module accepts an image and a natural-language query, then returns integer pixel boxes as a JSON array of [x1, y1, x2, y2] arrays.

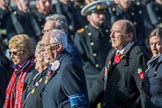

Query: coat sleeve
[[132, 53, 147, 108], [88, 68, 105, 107], [62, 63, 89, 108]]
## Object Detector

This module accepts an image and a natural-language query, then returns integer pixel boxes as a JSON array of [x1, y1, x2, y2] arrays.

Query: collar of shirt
[[116, 41, 133, 55]]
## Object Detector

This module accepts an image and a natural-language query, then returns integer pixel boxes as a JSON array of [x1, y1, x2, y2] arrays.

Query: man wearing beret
[[74, 1, 111, 107]]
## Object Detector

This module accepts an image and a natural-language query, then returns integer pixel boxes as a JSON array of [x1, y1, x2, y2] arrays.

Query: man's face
[[0, 0, 9, 10], [36, 0, 53, 14], [110, 21, 130, 50], [42, 20, 55, 33], [116, 0, 131, 10], [87, 12, 105, 28], [41, 32, 54, 63], [149, 35, 162, 57]]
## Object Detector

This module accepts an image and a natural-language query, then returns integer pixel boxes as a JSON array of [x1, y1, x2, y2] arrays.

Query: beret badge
[[96, 4, 103, 10]]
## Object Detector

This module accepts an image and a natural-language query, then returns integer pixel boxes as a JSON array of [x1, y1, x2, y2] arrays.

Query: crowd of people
[[0, 0, 162, 108]]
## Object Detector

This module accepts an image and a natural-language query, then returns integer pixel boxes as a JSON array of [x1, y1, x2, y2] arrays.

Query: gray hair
[[35, 41, 42, 53], [50, 29, 67, 49], [46, 14, 68, 33]]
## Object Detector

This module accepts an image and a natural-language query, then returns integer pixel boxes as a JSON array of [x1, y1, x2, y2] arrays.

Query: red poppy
[[139, 72, 144, 79], [114, 53, 123, 63], [137, 68, 144, 79]]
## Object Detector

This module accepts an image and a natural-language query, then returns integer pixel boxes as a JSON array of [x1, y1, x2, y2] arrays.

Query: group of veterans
[[0, 0, 162, 108]]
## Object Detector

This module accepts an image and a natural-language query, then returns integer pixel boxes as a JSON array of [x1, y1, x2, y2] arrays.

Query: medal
[[51, 60, 60, 71], [45, 79, 48, 84], [31, 88, 35, 94]]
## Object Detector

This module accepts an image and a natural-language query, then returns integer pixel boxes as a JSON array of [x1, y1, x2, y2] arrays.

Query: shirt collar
[[116, 41, 133, 54]]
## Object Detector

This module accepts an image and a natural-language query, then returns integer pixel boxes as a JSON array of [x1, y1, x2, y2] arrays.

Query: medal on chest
[[45, 60, 60, 84]]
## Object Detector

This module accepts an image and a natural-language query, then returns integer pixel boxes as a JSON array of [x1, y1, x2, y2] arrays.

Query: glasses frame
[[41, 42, 59, 49], [9, 50, 23, 56]]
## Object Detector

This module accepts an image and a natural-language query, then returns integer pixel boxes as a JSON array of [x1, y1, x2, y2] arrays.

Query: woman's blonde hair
[[8, 34, 33, 56]]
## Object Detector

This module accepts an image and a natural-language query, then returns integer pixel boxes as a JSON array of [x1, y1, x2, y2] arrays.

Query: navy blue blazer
[[144, 55, 162, 108], [42, 50, 89, 108]]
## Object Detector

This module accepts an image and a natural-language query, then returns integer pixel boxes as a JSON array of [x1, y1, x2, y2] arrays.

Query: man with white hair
[[41, 29, 89, 108]]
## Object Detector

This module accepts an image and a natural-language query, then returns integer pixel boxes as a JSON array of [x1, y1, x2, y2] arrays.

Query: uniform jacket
[[146, 1, 162, 27], [144, 55, 162, 108], [89, 41, 148, 108], [74, 24, 111, 95], [54, 1, 78, 40], [42, 50, 89, 108]]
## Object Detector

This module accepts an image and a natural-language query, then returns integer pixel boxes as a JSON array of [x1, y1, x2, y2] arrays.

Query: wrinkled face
[[0, 0, 9, 9], [149, 35, 162, 57], [88, 12, 105, 28], [42, 20, 55, 33], [9, 49, 28, 66], [34, 51, 44, 72], [41, 32, 54, 63], [116, 0, 131, 10], [110, 21, 130, 50]]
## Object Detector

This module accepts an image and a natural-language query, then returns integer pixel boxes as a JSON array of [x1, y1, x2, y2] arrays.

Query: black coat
[[0, 52, 11, 107], [89, 41, 148, 108], [42, 50, 89, 108], [74, 24, 111, 95]]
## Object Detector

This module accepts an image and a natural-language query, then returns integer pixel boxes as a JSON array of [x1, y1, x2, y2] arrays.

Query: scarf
[[4, 58, 34, 108]]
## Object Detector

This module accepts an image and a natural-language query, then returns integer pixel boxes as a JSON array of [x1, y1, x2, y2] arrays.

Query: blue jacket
[[42, 50, 89, 108], [144, 55, 162, 108]]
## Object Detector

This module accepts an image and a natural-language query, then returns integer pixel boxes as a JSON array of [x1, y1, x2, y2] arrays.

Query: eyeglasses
[[9, 51, 22, 56], [41, 43, 59, 48], [41, 42, 59, 49], [42, 29, 53, 33]]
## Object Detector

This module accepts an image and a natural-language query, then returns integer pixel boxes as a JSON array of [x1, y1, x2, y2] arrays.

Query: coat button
[[93, 53, 97, 57], [88, 32, 92, 36], [96, 64, 99, 68], [90, 42, 94, 46]]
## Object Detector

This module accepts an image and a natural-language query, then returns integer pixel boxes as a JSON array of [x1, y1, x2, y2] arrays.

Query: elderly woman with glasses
[[3, 34, 36, 108], [22, 41, 50, 108]]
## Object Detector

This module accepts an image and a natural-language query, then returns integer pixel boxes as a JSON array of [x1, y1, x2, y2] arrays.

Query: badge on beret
[[96, 4, 102, 10], [51, 60, 60, 71]]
